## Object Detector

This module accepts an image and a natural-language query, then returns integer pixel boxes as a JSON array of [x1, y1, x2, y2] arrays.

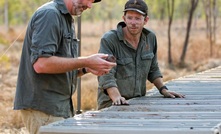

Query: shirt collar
[[54, 0, 70, 14], [116, 22, 126, 41]]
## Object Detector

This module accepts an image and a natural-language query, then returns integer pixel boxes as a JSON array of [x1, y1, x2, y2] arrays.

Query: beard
[[127, 26, 141, 36], [74, 9, 83, 16], [71, 1, 85, 16]]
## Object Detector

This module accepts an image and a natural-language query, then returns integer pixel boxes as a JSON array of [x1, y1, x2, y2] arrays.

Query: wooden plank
[[77, 111, 221, 119], [39, 66, 221, 134], [104, 105, 221, 112]]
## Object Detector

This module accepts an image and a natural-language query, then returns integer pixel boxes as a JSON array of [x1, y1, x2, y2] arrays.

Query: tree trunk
[[202, 0, 217, 57], [212, 0, 217, 56], [167, 0, 175, 68], [179, 0, 199, 66], [208, 1, 212, 57], [203, 0, 210, 38]]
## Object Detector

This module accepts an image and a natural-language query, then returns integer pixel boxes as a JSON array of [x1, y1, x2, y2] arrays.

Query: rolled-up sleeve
[[98, 37, 118, 92], [147, 35, 162, 82], [30, 10, 61, 64]]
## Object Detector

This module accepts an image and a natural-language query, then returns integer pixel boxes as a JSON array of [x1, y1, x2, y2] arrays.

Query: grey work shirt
[[14, 0, 78, 118], [97, 22, 162, 109]]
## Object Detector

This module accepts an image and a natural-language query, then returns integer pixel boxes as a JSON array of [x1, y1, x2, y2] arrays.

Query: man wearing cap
[[97, 0, 185, 110], [13, 0, 116, 133]]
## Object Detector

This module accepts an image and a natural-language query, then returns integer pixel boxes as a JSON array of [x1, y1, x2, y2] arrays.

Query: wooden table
[[39, 66, 221, 134]]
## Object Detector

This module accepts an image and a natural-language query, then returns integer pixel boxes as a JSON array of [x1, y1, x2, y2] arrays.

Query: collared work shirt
[[97, 22, 162, 109], [14, 0, 78, 118]]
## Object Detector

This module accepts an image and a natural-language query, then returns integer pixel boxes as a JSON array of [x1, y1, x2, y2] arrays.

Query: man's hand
[[112, 96, 129, 105], [85, 54, 116, 76], [153, 78, 185, 99], [161, 89, 185, 98], [106, 87, 129, 106]]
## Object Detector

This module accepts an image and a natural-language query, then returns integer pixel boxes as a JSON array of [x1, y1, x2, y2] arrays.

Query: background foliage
[[1, 0, 221, 25]]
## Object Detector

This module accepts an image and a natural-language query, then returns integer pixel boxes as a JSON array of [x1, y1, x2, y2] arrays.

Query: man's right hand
[[106, 87, 129, 105], [86, 53, 116, 76]]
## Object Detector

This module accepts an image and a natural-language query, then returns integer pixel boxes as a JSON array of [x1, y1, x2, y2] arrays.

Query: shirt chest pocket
[[140, 52, 154, 74], [58, 33, 78, 58], [116, 58, 134, 79], [141, 52, 154, 60]]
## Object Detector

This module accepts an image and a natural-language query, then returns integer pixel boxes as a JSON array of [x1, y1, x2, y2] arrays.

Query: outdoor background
[[1, 0, 221, 133]]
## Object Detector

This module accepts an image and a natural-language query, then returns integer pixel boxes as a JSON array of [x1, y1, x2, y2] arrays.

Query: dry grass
[[1, 19, 221, 133]]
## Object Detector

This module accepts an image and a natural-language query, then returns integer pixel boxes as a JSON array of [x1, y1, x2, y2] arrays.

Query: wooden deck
[[39, 66, 221, 134]]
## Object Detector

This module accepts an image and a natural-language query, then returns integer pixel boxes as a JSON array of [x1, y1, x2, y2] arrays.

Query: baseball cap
[[123, 0, 148, 16], [93, 0, 101, 3]]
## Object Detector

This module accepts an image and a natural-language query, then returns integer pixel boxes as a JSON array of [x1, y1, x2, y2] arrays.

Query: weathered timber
[[39, 66, 221, 134]]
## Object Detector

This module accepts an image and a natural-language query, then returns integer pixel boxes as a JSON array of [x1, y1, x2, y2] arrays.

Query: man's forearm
[[106, 87, 121, 100], [152, 77, 164, 89]]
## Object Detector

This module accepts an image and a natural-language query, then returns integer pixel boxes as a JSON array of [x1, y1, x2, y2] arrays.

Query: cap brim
[[123, 8, 146, 15], [93, 0, 101, 3]]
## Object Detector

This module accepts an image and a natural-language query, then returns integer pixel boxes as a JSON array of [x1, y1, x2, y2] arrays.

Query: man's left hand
[[162, 90, 185, 98]]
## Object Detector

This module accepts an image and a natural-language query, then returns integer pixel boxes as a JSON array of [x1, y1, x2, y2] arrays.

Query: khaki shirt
[[97, 22, 162, 109]]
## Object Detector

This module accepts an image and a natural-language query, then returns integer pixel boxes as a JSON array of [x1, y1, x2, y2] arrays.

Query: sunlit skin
[[64, 0, 94, 15], [123, 11, 149, 37]]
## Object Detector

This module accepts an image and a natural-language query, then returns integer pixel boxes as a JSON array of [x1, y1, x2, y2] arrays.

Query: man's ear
[[144, 16, 149, 25], [122, 15, 126, 22]]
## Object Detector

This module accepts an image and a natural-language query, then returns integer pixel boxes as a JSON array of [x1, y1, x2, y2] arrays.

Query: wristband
[[159, 86, 168, 95], [82, 68, 87, 74]]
